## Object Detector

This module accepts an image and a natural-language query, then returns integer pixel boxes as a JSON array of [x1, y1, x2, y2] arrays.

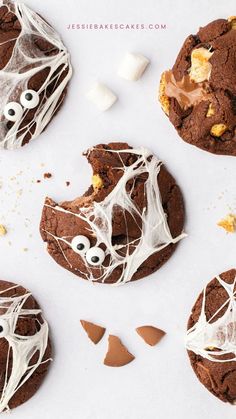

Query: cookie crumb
[[217, 213, 236, 233], [43, 173, 52, 179], [17, 189, 23, 197], [0, 224, 7, 236], [66, 181, 70, 187], [189, 47, 213, 83], [210, 123, 228, 137], [37, 179, 41, 183]]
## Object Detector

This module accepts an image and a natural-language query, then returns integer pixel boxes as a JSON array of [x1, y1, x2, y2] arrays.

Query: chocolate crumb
[[136, 325, 166, 346], [43, 173, 52, 179], [104, 335, 135, 367], [66, 181, 70, 187], [80, 320, 105, 344]]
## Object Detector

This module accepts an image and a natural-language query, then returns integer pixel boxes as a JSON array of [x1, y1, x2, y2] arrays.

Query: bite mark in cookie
[[40, 142, 185, 285]]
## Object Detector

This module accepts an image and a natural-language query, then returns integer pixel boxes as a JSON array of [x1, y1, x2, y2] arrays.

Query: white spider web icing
[[0, 284, 51, 412], [42, 147, 186, 285], [0, 0, 72, 149], [185, 274, 236, 362]]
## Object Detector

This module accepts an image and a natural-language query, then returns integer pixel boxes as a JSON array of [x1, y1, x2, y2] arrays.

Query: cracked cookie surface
[[159, 18, 236, 156], [40, 142, 185, 285], [186, 269, 236, 403]]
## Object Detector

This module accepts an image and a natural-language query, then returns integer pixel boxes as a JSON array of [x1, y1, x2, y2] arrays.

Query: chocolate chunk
[[80, 320, 105, 344], [136, 325, 166, 346], [103, 335, 135, 367]]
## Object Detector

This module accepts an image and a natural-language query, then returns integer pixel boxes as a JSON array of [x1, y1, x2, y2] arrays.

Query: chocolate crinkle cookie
[[186, 269, 236, 403], [0, 0, 72, 149], [40, 142, 185, 285], [159, 17, 236, 156], [0, 280, 52, 412]]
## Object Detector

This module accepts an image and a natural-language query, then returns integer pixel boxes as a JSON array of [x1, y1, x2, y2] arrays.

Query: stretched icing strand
[[43, 147, 186, 285], [0, 0, 72, 149], [185, 274, 236, 362], [0, 285, 50, 412]]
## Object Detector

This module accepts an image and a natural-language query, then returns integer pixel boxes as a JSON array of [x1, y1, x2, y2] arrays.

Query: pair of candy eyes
[[4, 90, 40, 122], [71, 235, 105, 266]]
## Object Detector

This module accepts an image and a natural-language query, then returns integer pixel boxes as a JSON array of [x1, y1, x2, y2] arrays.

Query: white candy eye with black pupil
[[20, 90, 39, 109], [86, 247, 105, 266], [4, 102, 23, 122], [71, 235, 90, 254], [0, 319, 9, 337]]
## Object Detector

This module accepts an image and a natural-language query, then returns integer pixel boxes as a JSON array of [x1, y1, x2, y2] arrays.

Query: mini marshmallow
[[117, 52, 150, 81], [86, 82, 117, 111]]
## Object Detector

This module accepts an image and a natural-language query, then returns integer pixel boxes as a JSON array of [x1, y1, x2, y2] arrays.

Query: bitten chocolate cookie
[[186, 269, 236, 403], [159, 17, 236, 156], [40, 142, 185, 285], [0, 280, 51, 412], [0, 0, 72, 149]]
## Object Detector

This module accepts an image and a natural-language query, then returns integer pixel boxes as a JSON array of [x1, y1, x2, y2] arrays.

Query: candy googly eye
[[71, 235, 91, 254], [86, 246, 105, 266], [4, 102, 23, 122], [20, 89, 40, 109], [0, 319, 10, 338]]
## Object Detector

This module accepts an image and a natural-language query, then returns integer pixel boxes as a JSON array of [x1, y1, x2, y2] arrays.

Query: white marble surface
[[1, 0, 236, 418]]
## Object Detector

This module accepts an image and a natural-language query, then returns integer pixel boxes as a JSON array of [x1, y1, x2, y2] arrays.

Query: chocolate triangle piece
[[104, 335, 135, 367], [80, 320, 106, 344], [136, 325, 166, 346]]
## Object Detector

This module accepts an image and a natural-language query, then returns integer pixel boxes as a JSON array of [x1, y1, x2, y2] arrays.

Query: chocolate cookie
[[40, 142, 185, 285], [159, 17, 236, 156], [0, 280, 51, 412], [0, 0, 72, 149], [186, 269, 236, 403]]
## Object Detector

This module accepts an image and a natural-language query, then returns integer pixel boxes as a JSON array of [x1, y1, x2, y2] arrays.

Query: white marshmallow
[[86, 82, 117, 111], [117, 52, 150, 81]]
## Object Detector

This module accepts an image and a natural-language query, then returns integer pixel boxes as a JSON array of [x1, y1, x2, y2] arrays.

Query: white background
[[1, 0, 236, 418]]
